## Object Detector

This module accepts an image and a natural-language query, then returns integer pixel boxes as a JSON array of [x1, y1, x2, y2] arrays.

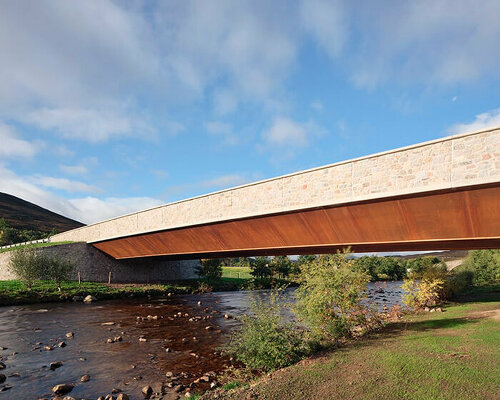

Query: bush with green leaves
[[271, 256, 292, 279], [250, 256, 272, 279], [296, 252, 372, 342], [196, 258, 223, 280], [459, 250, 500, 286], [353, 255, 407, 281], [8, 248, 46, 290], [47, 258, 74, 291], [226, 290, 307, 371]]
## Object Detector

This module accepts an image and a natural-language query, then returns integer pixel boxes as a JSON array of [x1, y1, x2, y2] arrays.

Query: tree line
[[0, 218, 55, 246]]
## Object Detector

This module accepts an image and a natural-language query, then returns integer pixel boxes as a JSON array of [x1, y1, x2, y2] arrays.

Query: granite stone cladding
[[52, 128, 500, 244]]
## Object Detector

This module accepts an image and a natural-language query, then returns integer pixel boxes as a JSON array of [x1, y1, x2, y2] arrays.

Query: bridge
[[52, 127, 500, 260]]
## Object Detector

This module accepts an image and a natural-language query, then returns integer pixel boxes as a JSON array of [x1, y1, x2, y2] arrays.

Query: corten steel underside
[[92, 184, 500, 260]]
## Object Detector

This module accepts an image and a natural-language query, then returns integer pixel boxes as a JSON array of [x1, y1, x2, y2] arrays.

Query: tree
[[460, 250, 500, 286], [226, 290, 307, 371], [271, 256, 292, 279], [8, 248, 46, 290], [297, 254, 317, 265], [296, 253, 372, 342], [250, 256, 272, 279], [47, 258, 74, 291], [196, 258, 223, 280]]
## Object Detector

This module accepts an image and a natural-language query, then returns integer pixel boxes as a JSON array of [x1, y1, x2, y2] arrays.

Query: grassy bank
[[0, 241, 73, 253], [222, 266, 253, 279], [206, 288, 500, 400], [0, 275, 294, 306]]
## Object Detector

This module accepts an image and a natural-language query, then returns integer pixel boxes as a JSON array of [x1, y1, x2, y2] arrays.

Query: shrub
[[8, 248, 46, 290], [196, 258, 222, 280], [444, 269, 474, 297], [250, 256, 272, 279], [271, 256, 292, 279], [226, 290, 307, 371], [459, 250, 500, 286], [402, 276, 445, 310], [295, 252, 372, 342], [47, 258, 74, 291]]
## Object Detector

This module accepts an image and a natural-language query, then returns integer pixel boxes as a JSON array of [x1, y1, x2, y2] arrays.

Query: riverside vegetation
[[203, 250, 500, 399]]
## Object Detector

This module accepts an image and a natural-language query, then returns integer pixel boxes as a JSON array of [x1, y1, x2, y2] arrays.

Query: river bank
[[0, 277, 297, 306], [0, 284, 405, 399], [202, 287, 500, 400]]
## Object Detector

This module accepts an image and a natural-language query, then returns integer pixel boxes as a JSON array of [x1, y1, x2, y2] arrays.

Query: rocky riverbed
[[0, 283, 404, 399]]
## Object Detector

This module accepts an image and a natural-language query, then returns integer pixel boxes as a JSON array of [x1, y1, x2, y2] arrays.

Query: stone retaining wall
[[0, 243, 199, 282], [52, 127, 500, 244]]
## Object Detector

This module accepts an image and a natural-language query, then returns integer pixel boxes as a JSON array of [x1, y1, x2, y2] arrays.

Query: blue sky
[[0, 0, 499, 224]]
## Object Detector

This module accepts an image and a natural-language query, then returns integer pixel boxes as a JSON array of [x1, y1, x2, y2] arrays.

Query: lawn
[[222, 266, 253, 279], [0, 241, 73, 253], [207, 290, 500, 400]]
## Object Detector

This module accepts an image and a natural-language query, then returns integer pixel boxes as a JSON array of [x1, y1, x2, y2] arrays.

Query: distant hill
[[0, 192, 84, 234]]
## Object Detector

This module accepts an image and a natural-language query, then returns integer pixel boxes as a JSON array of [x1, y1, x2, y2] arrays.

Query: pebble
[[141, 385, 153, 397], [49, 361, 63, 370], [81, 374, 90, 382], [52, 383, 74, 395], [83, 295, 96, 303]]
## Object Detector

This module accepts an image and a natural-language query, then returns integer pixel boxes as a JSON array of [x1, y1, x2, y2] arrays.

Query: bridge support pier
[[0, 242, 200, 283]]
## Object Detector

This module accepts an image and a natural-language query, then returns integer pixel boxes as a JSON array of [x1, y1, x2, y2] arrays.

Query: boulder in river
[[0, 362, 5, 369], [49, 361, 63, 370], [52, 383, 74, 395], [0, 374, 5, 384], [65, 332, 74, 338], [141, 385, 153, 398], [83, 295, 97, 303], [80, 374, 90, 382], [116, 394, 130, 400]]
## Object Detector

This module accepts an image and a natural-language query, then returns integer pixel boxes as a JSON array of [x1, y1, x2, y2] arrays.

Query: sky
[[0, 0, 499, 225]]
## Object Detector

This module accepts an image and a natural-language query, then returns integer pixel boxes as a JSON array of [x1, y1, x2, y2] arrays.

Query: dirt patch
[[468, 307, 500, 321]]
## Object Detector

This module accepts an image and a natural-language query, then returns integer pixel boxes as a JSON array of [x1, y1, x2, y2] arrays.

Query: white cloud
[[0, 165, 163, 224], [448, 108, 500, 134], [59, 164, 88, 176], [205, 121, 239, 146], [310, 101, 324, 112], [344, 1, 500, 88], [33, 175, 100, 194], [300, 0, 347, 59], [262, 118, 315, 147], [0, 123, 40, 159], [67, 197, 164, 224], [27, 107, 155, 142]]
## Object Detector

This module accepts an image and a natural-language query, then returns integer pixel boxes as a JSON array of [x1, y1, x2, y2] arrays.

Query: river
[[0, 281, 404, 399]]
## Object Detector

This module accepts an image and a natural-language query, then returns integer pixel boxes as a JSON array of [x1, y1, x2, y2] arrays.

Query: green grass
[[213, 290, 500, 400], [222, 266, 253, 279], [0, 241, 74, 253]]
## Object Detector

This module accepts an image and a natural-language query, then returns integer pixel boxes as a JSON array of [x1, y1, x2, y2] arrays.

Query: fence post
[[78, 271, 81, 286], [108, 271, 112, 284]]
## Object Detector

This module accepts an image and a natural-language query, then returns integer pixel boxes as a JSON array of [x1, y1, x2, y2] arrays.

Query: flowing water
[[0, 282, 403, 399]]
